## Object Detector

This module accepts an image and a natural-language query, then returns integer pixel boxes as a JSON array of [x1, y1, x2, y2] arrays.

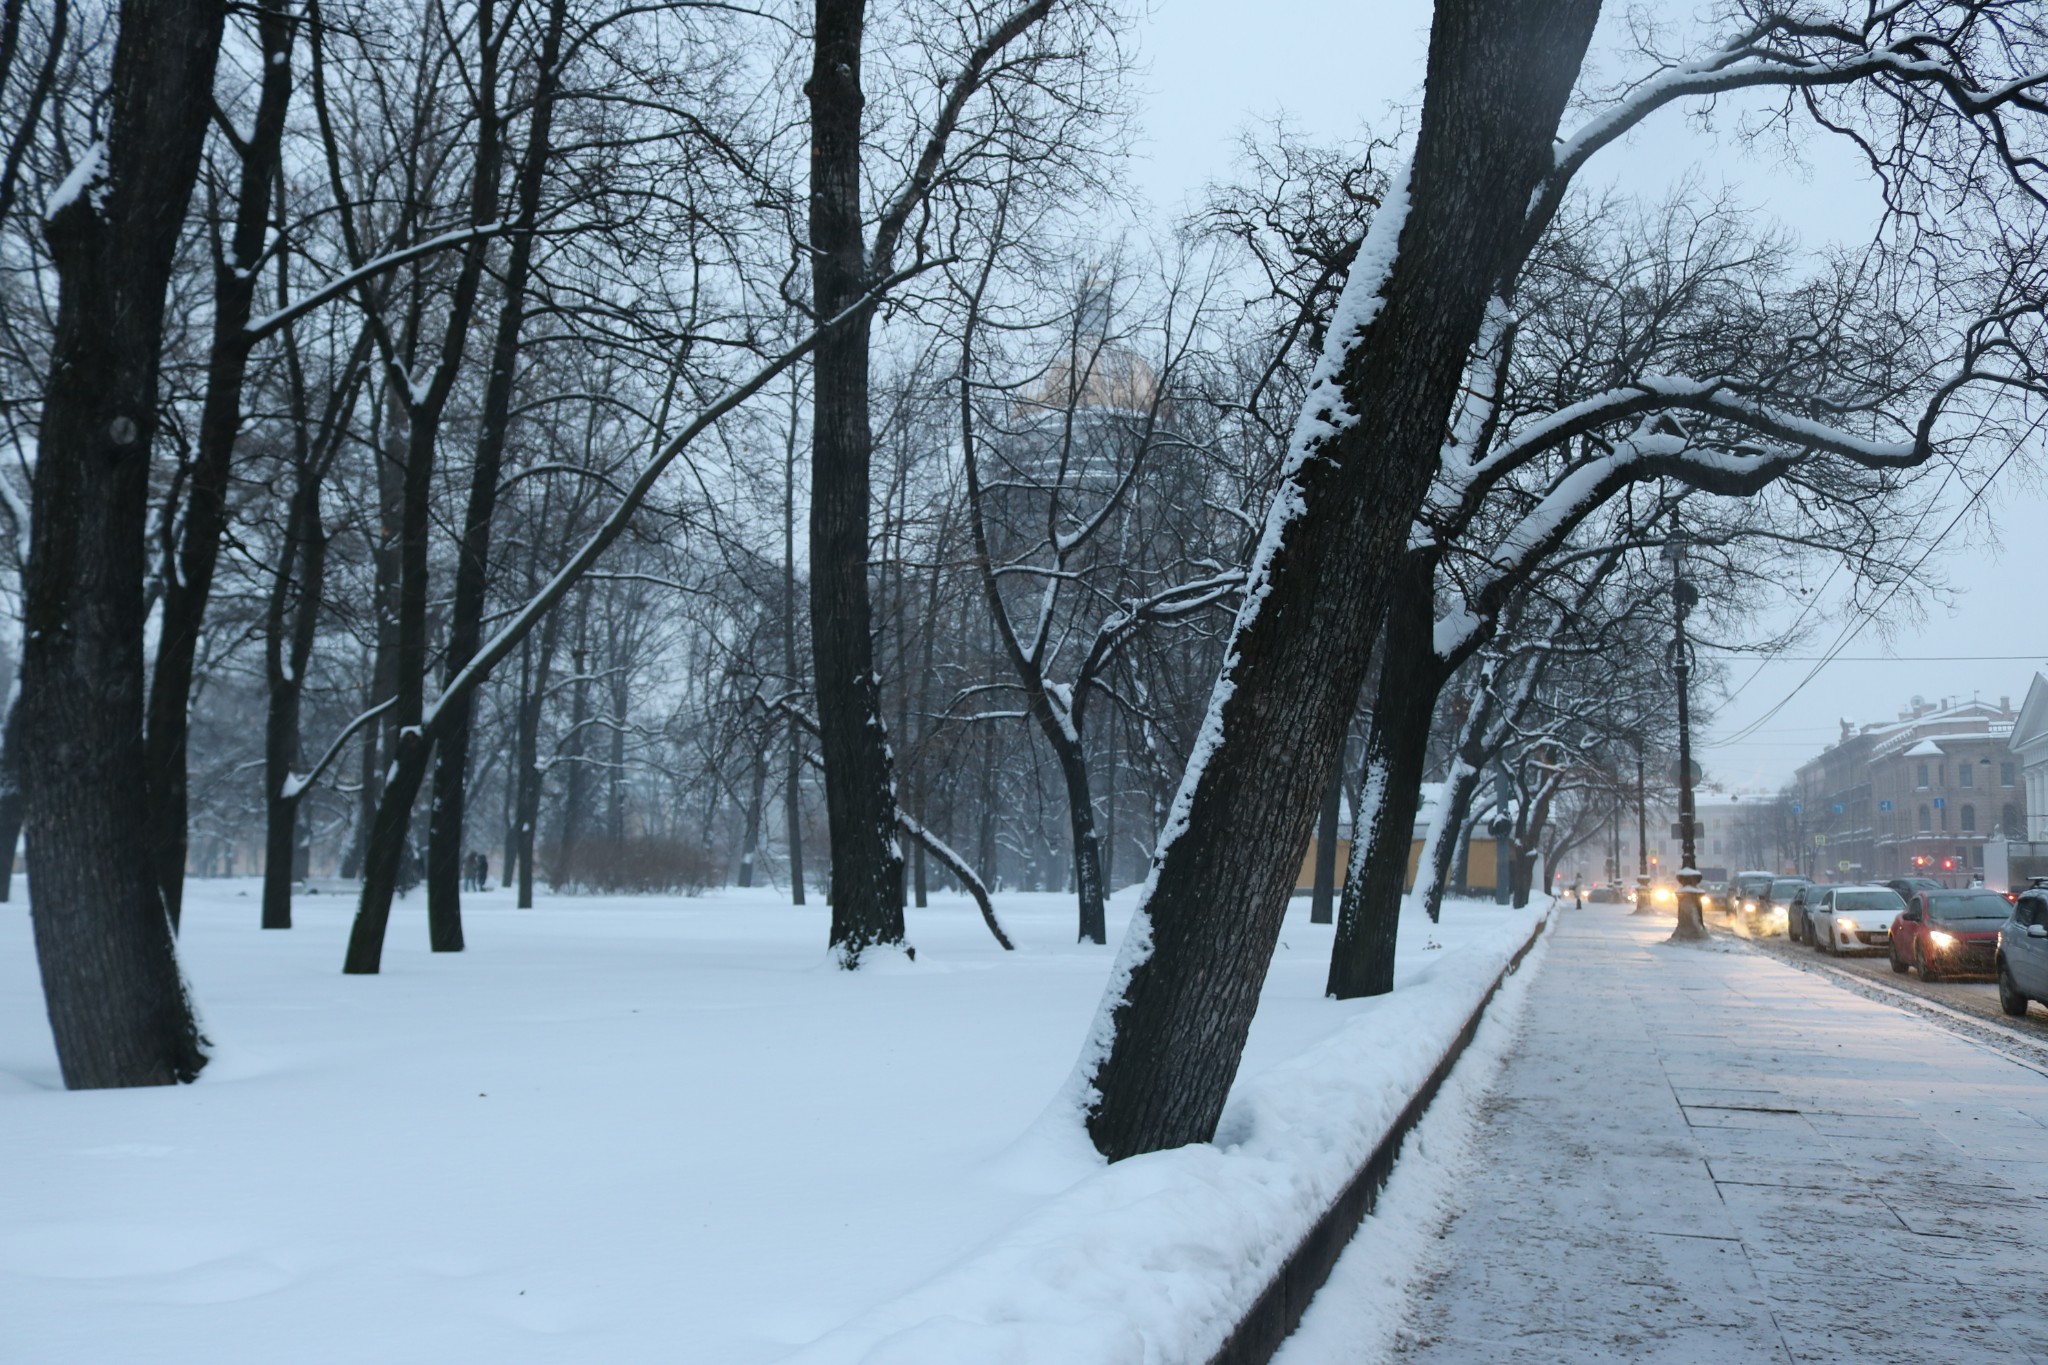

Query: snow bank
[[0, 883, 1540, 1364], [781, 902, 1546, 1365]]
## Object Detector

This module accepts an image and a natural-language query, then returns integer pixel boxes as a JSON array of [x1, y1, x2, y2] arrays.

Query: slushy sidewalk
[[1373, 905, 2048, 1363]]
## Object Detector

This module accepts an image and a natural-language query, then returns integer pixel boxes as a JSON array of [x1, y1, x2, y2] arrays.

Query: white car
[[1808, 885, 1906, 957]]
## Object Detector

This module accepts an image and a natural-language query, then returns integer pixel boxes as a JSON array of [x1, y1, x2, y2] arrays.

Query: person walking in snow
[[1570, 874, 1583, 911]]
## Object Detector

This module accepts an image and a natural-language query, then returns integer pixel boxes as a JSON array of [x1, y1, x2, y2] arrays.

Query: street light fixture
[[1663, 527, 1707, 941]]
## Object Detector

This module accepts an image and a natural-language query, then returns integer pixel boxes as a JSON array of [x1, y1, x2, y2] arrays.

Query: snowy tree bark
[[1081, 0, 1600, 1160], [21, 0, 225, 1087]]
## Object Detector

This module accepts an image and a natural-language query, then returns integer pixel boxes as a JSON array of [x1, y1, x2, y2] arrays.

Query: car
[[1884, 876, 1942, 903], [1806, 885, 1904, 956], [1700, 880, 1730, 913], [1889, 887, 2013, 980], [1997, 882, 2048, 1018], [1774, 878, 1817, 941], [1732, 870, 1776, 918]]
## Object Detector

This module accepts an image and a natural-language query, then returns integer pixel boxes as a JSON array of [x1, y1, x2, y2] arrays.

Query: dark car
[[1775, 878, 1818, 941], [1885, 876, 1943, 903], [1733, 870, 1776, 917], [1889, 888, 2013, 981], [1998, 882, 2048, 1018]]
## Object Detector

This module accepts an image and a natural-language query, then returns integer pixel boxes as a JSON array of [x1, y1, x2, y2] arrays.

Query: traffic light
[[1941, 857, 1955, 871], [1912, 855, 1930, 868]]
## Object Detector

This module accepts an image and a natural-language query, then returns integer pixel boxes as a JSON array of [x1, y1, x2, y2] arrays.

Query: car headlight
[[1928, 930, 1956, 949], [1654, 886, 1675, 905], [1837, 918, 1858, 935]]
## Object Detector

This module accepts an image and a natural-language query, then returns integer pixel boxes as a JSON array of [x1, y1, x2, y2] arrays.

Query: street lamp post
[[1665, 529, 1707, 941], [1631, 737, 1652, 914]]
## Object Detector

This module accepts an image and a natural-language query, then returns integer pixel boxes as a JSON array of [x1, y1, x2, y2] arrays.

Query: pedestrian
[[475, 851, 488, 891], [1571, 874, 1583, 911]]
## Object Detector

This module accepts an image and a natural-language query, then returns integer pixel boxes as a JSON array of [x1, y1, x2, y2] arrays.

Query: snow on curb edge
[[778, 908, 1553, 1365], [1269, 910, 1554, 1364], [1210, 909, 1551, 1365]]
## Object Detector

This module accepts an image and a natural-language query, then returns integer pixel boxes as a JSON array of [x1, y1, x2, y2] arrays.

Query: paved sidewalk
[[1394, 905, 2048, 1364]]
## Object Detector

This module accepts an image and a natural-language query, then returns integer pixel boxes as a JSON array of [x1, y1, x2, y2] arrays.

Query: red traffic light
[[1941, 858, 1955, 871]]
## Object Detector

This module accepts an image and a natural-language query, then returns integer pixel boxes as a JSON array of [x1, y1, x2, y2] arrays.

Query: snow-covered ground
[[1, 879, 1540, 1363]]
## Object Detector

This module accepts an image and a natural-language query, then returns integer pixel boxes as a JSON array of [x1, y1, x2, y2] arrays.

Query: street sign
[[1813, 834, 1827, 847], [1832, 803, 1845, 814], [1934, 797, 1947, 810], [1791, 802, 1804, 815], [1671, 758, 1703, 785], [1879, 799, 1893, 812], [1838, 860, 1852, 872]]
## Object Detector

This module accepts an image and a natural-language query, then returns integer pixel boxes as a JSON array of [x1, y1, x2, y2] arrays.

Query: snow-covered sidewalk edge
[[1269, 911, 1554, 1365], [1215, 910, 1551, 1365], [778, 907, 1554, 1365]]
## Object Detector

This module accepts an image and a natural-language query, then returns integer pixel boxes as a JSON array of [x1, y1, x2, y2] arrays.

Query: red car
[[1889, 888, 2013, 981]]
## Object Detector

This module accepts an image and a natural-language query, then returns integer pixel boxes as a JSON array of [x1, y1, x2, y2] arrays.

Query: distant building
[[1792, 695, 2027, 887]]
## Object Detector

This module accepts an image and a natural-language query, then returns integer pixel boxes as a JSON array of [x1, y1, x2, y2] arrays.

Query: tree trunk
[[1327, 567, 1444, 996], [807, 0, 904, 965], [1054, 737, 1108, 943], [259, 493, 327, 931], [21, 0, 224, 1087], [782, 373, 806, 906], [737, 742, 767, 887], [141, 0, 291, 931], [1081, 0, 1599, 1160], [0, 689, 24, 901], [425, 0, 566, 947], [1421, 756, 1484, 923], [1309, 765, 1342, 925]]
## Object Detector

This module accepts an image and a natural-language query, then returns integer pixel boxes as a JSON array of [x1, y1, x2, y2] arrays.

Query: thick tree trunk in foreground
[[1082, 0, 1599, 1160], [22, 0, 224, 1088], [807, 0, 904, 964], [1327, 563, 1444, 996]]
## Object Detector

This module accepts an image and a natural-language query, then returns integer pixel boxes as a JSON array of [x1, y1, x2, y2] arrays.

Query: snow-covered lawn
[[1, 880, 1541, 1363]]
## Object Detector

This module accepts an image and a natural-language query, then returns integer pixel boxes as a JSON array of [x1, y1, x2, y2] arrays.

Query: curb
[[1206, 909, 1553, 1365]]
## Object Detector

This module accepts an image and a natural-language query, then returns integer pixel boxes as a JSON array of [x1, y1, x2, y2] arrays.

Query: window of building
[[1919, 804, 1932, 832], [1972, 845, 1985, 868], [2005, 803, 2022, 835], [1960, 763, 1975, 788], [1938, 763, 1947, 787], [1961, 804, 1976, 833], [1916, 762, 1929, 788], [2003, 762, 2016, 787]]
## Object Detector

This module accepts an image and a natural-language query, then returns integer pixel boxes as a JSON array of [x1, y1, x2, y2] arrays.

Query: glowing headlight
[[1837, 918, 1858, 935], [1653, 886, 1675, 906], [1928, 930, 1956, 949]]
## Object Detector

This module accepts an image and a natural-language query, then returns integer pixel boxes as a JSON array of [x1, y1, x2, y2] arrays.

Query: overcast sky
[[1128, 0, 2048, 792]]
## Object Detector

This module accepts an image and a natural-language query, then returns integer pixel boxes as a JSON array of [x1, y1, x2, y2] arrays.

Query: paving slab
[[1385, 906, 2048, 1365]]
